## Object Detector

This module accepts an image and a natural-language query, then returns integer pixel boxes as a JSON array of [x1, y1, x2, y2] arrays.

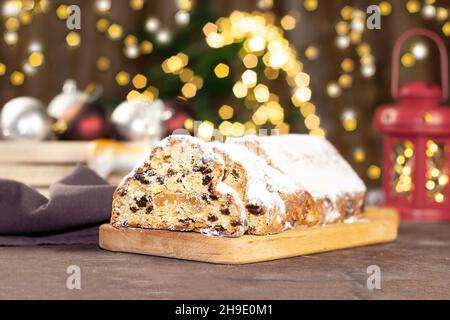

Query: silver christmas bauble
[[111, 99, 172, 142], [47, 79, 87, 120], [1, 97, 51, 140]]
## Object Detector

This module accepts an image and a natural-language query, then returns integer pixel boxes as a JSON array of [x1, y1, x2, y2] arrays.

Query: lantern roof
[[399, 81, 442, 102], [375, 81, 450, 135]]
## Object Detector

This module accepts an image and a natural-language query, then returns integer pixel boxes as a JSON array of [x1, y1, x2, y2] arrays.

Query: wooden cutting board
[[99, 206, 399, 264]]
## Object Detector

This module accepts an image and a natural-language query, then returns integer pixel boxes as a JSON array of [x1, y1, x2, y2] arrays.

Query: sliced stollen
[[111, 135, 246, 237], [210, 142, 320, 235], [229, 134, 367, 224]]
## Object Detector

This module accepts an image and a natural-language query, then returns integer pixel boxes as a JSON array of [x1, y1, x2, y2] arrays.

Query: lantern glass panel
[[391, 140, 414, 199], [425, 140, 448, 203]]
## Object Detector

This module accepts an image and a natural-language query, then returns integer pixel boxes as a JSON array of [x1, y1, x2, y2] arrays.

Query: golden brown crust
[[280, 191, 321, 227], [315, 192, 366, 224]]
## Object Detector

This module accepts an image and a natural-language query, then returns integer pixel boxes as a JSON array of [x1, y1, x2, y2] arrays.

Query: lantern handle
[[392, 28, 449, 102]]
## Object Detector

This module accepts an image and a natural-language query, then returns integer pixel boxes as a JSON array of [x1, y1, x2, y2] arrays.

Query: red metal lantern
[[375, 28, 450, 222]]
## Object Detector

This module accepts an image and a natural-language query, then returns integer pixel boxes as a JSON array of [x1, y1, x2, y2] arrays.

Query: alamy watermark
[[66, 5, 81, 30], [66, 265, 81, 290], [366, 265, 381, 290], [366, 5, 381, 30]]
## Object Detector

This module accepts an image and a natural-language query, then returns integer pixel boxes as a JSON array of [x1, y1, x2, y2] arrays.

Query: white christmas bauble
[[47, 79, 87, 119], [111, 99, 171, 141], [1, 97, 51, 140]]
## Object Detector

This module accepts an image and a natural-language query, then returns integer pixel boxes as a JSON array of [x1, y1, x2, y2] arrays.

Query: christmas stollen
[[111, 134, 366, 237]]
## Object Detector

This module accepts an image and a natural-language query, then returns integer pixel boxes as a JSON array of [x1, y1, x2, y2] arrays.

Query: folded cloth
[[0, 164, 116, 246]]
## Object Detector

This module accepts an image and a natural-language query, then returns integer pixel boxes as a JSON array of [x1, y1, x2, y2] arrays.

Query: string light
[[95, 0, 111, 13], [0, 63, 6, 76], [66, 31, 81, 47], [178, 0, 193, 11], [340, 58, 354, 72], [140, 40, 153, 54], [254, 84, 270, 103], [28, 52, 44, 68], [247, 36, 266, 52], [179, 68, 194, 82], [96, 56, 111, 71], [184, 118, 194, 131], [127, 90, 141, 101], [145, 17, 160, 33], [280, 15, 296, 30], [197, 121, 214, 140], [424, 140, 448, 202], [411, 42, 428, 60], [130, 0, 145, 11], [115, 71, 130, 86], [304, 114, 320, 130], [96, 18, 110, 32], [4, 31, 18, 45], [132, 74, 148, 89], [342, 110, 357, 131], [353, 148, 366, 163], [241, 70, 257, 87], [401, 52, 416, 67], [367, 165, 381, 180], [300, 102, 315, 117], [257, 0, 273, 10], [406, 0, 421, 14], [201, 10, 316, 138], [28, 42, 43, 53], [392, 141, 414, 193], [10, 70, 25, 86], [442, 22, 450, 36], [162, 53, 188, 74], [327, 82, 341, 98], [379, 1, 392, 16], [232, 81, 248, 98], [107, 24, 123, 39], [303, 0, 318, 12], [56, 4, 69, 19], [124, 45, 140, 59], [218, 105, 234, 120], [214, 63, 229, 78], [421, 4, 436, 19], [181, 82, 197, 98], [304, 46, 319, 60], [156, 29, 171, 44], [192, 75, 204, 89], [175, 10, 190, 26], [436, 7, 448, 21]]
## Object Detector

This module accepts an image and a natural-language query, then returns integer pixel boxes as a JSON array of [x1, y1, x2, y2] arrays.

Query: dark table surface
[[1, 222, 449, 300]]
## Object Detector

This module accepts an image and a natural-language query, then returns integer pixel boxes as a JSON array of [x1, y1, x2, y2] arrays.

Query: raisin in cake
[[229, 134, 366, 224], [111, 135, 246, 237], [210, 142, 320, 235]]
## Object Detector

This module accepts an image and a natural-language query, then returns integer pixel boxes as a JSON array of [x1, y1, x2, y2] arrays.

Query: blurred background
[[0, 0, 449, 191]]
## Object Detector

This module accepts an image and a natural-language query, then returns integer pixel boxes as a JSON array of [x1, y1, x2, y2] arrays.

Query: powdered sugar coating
[[158, 134, 225, 168], [230, 134, 366, 200], [210, 141, 286, 216], [118, 134, 225, 189]]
